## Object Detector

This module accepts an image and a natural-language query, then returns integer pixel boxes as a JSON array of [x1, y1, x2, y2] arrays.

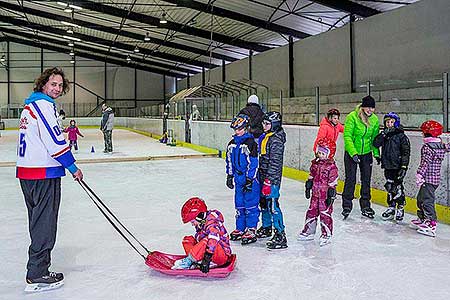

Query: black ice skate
[[25, 272, 64, 293], [230, 229, 244, 241], [361, 207, 375, 219], [266, 230, 288, 250], [342, 208, 351, 220], [256, 226, 272, 238], [396, 205, 404, 221], [241, 228, 257, 245], [381, 207, 395, 220]]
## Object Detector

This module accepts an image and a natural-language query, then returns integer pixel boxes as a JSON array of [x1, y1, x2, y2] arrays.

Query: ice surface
[[1, 129, 450, 300]]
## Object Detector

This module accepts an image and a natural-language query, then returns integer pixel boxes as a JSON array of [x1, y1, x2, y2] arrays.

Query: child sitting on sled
[[172, 197, 232, 273]]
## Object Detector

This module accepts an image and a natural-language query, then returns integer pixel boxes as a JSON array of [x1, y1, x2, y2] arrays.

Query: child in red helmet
[[412, 120, 449, 237], [172, 197, 232, 273], [313, 108, 344, 159], [298, 138, 339, 246]]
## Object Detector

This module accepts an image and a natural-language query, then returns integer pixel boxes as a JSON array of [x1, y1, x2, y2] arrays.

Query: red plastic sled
[[145, 251, 237, 278]]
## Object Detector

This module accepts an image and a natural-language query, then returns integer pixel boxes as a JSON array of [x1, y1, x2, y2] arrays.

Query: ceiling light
[[126, 55, 131, 62], [68, 4, 82, 10], [63, 35, 81, 42], [69, 49, 75, 56], [68, 42, 74, 47], [61, 21, 81, 28], [0, 55, 5, 62], [66, 28, 74, 34], [134, 46, 139, 53], [160, 13, 167, 24], [64, 6, 73, 13], [144, 32, 151, 42], [70, 59, 75, 64]]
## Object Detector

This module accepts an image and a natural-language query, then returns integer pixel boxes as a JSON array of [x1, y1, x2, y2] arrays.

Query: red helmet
[[316, 137, 336, 158], [420, 120, 443, 137], [181, 197, 207, 223]]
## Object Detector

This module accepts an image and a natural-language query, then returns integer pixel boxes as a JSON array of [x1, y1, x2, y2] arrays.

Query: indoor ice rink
[[2, 0, 450, 299], [1, 128, 450, 300]]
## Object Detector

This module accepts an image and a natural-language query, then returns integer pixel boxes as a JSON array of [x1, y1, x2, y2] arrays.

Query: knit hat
[[248, 94, 259, 104], [361, 95, 375, 108]]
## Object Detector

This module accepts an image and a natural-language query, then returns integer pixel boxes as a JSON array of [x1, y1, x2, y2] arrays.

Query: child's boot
[[171, 254, 196, 270], [256, 226, 272, 238], [395, 205, 404, 221], [417, 219, 436, 237], [230, 229, 244, 241], [266, 230, 288, 249], [241, 228, 257, 245], [381, 207, 395, 220]]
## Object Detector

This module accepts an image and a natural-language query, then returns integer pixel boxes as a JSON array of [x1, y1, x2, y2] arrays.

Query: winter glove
[[226, 175, 234, 189], [375, 156, 381, 165], [199, 252, 213, 274], [262, 179, 271, 196], [243, 178, 253, 192], [352, 155, 360, 164], [326, 188, 336, 207], [397, 167, 407, 182], [305, 179, 313, 199]]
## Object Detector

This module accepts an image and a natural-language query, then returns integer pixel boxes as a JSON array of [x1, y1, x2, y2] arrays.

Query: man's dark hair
[[33, 67, 70, 95]]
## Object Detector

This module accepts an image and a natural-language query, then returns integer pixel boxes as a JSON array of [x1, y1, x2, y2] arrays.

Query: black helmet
[[263, 111, 282, 131]]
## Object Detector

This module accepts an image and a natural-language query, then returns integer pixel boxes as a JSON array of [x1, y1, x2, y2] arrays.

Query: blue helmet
[[264, 111, 282, 131], [384, 112, 400, 128], [230, 114, 249, 130]]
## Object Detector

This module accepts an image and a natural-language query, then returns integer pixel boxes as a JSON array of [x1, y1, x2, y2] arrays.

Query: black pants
[[342, 152, 373, 211], [20, 178, 61, 279], [417, 183, 437, 221], [69, 140, 78, 151], [384, 169, 405, 207]]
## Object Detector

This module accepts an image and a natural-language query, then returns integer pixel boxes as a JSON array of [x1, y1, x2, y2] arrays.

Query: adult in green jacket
[[342, 96, 380, 219]]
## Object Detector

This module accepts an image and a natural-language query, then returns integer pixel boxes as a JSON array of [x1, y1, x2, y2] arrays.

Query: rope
[[77, 179, 150, 260]]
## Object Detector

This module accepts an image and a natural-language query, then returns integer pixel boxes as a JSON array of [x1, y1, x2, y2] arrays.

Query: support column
[[248, 50, 253, 81], [315, 86, 320, 126], [187, 72, 190, 88], [289, 36, 294, 98], [6, 40, 10, 118], [202, 67, 205, 86], [73, 55, 76, 116], [222, 59, 226, 82], [349, 14, 355, 93], [134, 67, 137, 109], [163, 74, 167, 133], [104, 61, 107, 101], [40, 47, 44, 73]]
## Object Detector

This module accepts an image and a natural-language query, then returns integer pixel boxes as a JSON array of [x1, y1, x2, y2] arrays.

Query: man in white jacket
[[17, 67, 83, 292]]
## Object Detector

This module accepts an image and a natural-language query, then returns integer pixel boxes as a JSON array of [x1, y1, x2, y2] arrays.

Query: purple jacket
[[64, 126, 83, 141], [416, 137, 450, 186], [194, 210, 231, 256], [310, 158, 339, 198]]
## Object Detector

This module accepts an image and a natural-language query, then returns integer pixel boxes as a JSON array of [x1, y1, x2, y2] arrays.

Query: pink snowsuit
[[64, 126, 83, 141], [302, 158, 339, 237]]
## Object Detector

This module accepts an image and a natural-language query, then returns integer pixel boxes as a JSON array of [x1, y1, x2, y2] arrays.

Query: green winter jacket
[[344, 105, 380, 158]]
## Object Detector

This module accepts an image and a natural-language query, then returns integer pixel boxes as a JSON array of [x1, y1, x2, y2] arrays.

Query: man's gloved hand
[[397, 167, 407, 182], [375, 156, 381, 165], [226, 175, 234, 189], [326, 188, 336, 207], [262, 179, 271, 196], [352, 155, 360, 164], [199, 252, 213, 274], [243, 178, 253, 192], [305, 179, 313, 199]]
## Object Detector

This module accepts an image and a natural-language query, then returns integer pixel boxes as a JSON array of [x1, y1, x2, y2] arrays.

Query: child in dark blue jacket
[[226, 114, 260, 245]]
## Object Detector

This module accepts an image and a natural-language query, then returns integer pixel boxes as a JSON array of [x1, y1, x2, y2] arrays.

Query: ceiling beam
[[5, 36, 185, 78], [161, 0, 311, 39], [68, 0, 271, 52], [311, 0, 381, 18], [0, 1, 237, 62], [0, 15, 216, 69], [0, 26, 197, 75]]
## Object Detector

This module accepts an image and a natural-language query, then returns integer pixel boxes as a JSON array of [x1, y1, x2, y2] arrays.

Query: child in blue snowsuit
[[226, 114, 260, 245]]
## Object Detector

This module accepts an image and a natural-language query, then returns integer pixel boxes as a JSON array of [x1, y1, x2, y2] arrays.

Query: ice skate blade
[[319, 241, 331, 247], [361, 213, 375, 219], [381, 215, 395, 221], [24, 280, 64, 293], [297, 235, 315, 241], [417, 228, 436, 238], [241, 239, 257, 245], [266, 245, 288, 251]]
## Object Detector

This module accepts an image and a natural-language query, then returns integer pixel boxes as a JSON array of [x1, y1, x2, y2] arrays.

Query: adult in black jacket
[[373, 112, 410, 221], [239, 94, 265, 139]]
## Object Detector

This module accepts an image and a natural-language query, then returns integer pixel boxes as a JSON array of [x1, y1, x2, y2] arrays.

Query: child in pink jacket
[[298, 138, 338, 247], [64, 120, 84, 151]]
